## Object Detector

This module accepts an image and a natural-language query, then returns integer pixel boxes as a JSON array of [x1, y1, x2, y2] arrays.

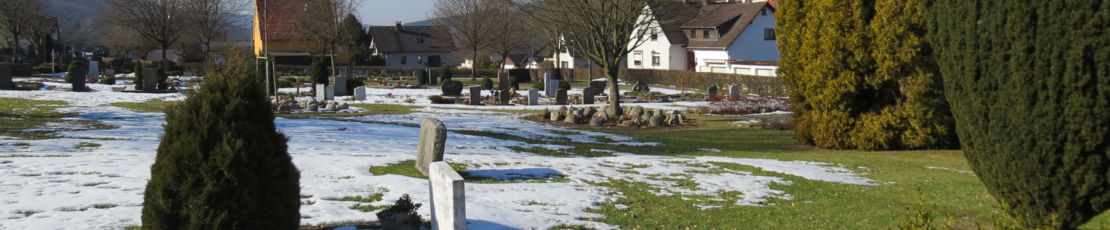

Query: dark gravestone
[[334, 76, 348, 96], [632, 81, 650, 93], [729, 84, 741, 101], [0, 63, 11, 90], [415, 118, 447, 176], [441, 80, 463, 96], [706, 85, 719, 100], [468, 86, 482, 105], [143, 68, 158, 93], [70, 62, 88, 92], [583, 86, 603, 104], [556, 89, 568, 105], [498, 89, 510, 105]]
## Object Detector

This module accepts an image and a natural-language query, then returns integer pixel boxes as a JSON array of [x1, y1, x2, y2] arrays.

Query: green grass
[[111, 99, 178, 113], [369, 160, 567, 184], [0, 97, 116, 140]]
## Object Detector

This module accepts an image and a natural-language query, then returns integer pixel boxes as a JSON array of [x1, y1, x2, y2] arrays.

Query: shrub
[[346, 77, 366, 92], [427, 95, 454, 104], [277, 77, 296, 88], [311, 58, 329, 86], [64, 61, 82, 83], [133, 61, 144, 91], [508, 76, 519, 90], [532, 81, 544, 91], [155, 63, 169, 90], [558, 80, 570, 91], [102, 75, 116, 85], [480, 78, 494, 90], [141, 55, 300, 229], [438, 65, 453, 81], [929, 0, 1110, 228], [416, 69, 429, 85], [777, 0, 956, 150]]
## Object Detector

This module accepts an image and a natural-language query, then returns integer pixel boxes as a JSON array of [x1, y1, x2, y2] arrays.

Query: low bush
[[480, 78, 494, 90], [558, 80, 571, 91], [102, 75, 116, 85], [532, 81, 544, 91], [347, 77, 366, 92], [428, 95, 454, 104]]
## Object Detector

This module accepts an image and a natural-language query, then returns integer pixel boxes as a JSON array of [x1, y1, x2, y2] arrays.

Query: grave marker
[[334, 76, 348, 96], [528, 88, 539, 105], [143, 68, 158, 92], [0, 63, 11, 90], [415, 118, 447, 175], [353, 86, 366, 101], [429, 161, 466, 230]]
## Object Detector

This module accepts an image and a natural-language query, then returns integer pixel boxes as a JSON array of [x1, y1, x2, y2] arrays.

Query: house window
[[417, 56, 423, 64], [736, 68, 753, 75], [711, 66, 727, 73], [401, 56, 407, 65], [561, 61, 569, 68], [416, 38, 424, 43], [651, 52, 660, 66], [756, 69, 775, 76], [651, 30, 658, 41], [703, 30, 710, 39], [689, 30, 696, 39], [764, 28, 776, 40], [633, 51, 643, 66]]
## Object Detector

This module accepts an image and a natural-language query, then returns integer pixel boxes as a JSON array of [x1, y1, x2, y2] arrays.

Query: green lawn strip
[[0, 97, 117, 140], [278, 104, 417, 119], [110, 99, 178, 113], [369, 160, 567, 184]]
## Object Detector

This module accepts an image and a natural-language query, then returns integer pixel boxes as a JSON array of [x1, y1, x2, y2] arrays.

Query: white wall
[[691, 50, 731, 73], [727, 7, 779, 61], [626, 6, 687, 71]]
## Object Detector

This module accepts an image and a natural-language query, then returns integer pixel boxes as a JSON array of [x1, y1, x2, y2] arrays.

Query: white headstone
[[528, 88, 539, 105], [353, 86, 366, 101], [87, 61, 99, 82], [429, 162, 466, 230], [315, 84, 327, 101]]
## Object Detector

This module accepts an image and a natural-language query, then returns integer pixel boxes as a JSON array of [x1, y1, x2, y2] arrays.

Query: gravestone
[[441, 80, 463, 96], [415, 118, 447, 175], [468, 86, 482, 105], [556, 89, 568, 105], [87, 61, 99, 83], [582, 82, 605, 105], [70, 62, 88, 92], [334, 76, 348, 96], [353, 86, 366, 101], [498, 89, 510, 105], [429, 161, 466, 230], [632, 81, 650, 93], [729, 85, 741, 100], [707, 85, 719, 100], [544, 72, 558, 97], [143, 68, 158, 92], [528, 88, 539, 105], [0, 63, 11, 90], [105, 69, 115, 77], [325, 86, 335, 101], [589, 80, 607, 90], [315, 84, 327, 101]]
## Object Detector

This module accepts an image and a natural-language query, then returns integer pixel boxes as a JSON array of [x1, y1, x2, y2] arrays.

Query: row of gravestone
[[706, 84, 745, 101]]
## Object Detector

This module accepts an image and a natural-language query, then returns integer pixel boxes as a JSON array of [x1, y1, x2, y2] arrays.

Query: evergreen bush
[[480, 78, 494, 90], [141, 56, 301, 229], [438, 65, 453, 81], [64, 61, 82, 83], [928, 0, 1110, 228], [311, 58, 329, 86], [346, 77, 365, 92], [155, 63, 169, 90], [416, 69, 429, 85], [558, 80, 570, 91], [532, 81, 544, 91], [777, 0, 956, 150], [133, 61, 144, 91]]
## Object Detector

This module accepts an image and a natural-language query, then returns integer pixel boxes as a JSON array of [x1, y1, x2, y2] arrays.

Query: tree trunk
[[471, 47, 478, 80], [604, 64, 622, 116], [161, 44, 169, 72], [330, 44, 337, 80]]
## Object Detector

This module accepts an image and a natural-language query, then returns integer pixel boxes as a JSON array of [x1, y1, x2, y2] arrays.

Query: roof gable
[[684, 2, 772, 49], [256, 0, 306, 41], [646, 1, 703, 45]]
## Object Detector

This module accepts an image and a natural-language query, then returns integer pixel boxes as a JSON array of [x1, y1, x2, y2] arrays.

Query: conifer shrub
[[928, 0, 1110, 228], [480, 78, 494, 90], [155, 63, 169, 90], [141, 56, 301, 229], [133, 61, 144, 91], [777, 0, 956, 150], [438, 65, 453, 81], [416, 69, 429, 85], [311, 58, 329, 86], [64, 61, 82, 83]]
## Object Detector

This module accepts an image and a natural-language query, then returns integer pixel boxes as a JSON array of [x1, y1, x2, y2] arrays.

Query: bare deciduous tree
[[486, 0, 533, 76], [105, 0, 187, 71], [434, 0, 498, 79], [296, 0, 358, 76], [182, 0, 248, 60], [516, 0, 654, 116], [0, 0, 47, 61]]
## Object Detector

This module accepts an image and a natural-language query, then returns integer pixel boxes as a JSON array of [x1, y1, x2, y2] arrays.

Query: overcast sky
[[357, 0, 436, 26]]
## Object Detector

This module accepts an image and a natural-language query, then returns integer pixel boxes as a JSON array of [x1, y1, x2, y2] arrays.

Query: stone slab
[[143, 68, 158, 92], [87, 61, 99, 83], [334, 77, 348, 96], [469, 86, 482, 105], [353, 86, 366, 101], [429, 161, 466, 230], [498, 89, 510, 105], [556, 89, 568, 105], [315, 84, 327, 101], [528, 88, 539, 105], [730, 85, 741, 100], [415, 118, 447, 175], [325, 86, 335, 101]]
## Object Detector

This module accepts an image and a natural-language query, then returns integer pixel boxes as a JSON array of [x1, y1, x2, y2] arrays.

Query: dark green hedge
[[929, 0, 1110, 228]]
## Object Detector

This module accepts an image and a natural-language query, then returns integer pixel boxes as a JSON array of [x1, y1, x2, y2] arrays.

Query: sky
[[357, 0, 437, 26]]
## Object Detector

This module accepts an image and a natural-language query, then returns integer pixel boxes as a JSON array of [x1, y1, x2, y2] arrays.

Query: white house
[[368, 23, 456, 67], [682, 2, 779, 76], [626, 1, 702, 71]]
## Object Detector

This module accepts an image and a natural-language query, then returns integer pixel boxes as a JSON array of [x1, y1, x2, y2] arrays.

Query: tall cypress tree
[[928, 0, 1110, 228], [142, 56, 301, 229]]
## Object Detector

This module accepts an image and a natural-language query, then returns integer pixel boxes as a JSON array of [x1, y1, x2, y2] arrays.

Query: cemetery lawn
[[0, 98, 115, 140], [561, 114, 1110, 229], [110, 99, 418, 118]]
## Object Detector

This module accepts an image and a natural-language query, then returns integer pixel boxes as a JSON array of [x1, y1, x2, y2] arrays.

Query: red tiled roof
[[256, 0, 305, 41]]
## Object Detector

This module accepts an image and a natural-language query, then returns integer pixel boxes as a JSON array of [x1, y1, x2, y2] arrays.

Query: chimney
[[395, 21, 403, 31]]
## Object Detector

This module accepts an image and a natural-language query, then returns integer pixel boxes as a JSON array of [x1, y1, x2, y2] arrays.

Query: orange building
[[253, 0, 349, 65]]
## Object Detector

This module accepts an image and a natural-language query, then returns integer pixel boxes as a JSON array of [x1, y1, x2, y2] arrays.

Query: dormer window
[[703, 30, 710, 39], [651, 29, 658, 41], [416, 37, 424, 43]]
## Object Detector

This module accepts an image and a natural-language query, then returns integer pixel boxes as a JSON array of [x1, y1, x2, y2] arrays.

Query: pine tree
[[141, 56, 301, 229], [928, 0, 1110, 228], [133, 61, 144, 91]]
